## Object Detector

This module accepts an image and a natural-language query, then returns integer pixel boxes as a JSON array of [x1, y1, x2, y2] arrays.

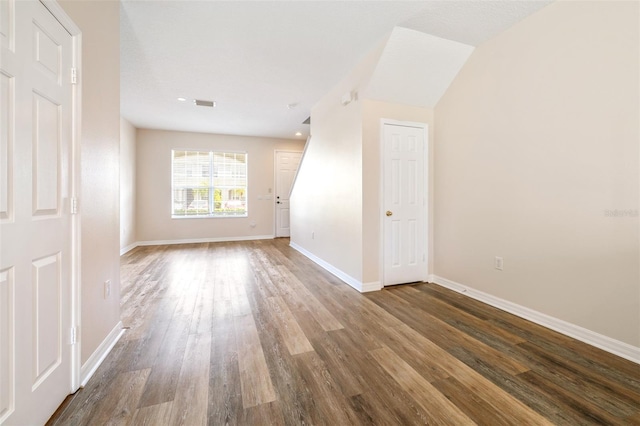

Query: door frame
[[378, 119, 429, 287], [273, 149, 303, 237], [40, 0, 82, 392]]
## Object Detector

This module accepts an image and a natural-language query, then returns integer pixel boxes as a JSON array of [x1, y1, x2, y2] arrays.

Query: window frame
[[171, 149, 248, 219]]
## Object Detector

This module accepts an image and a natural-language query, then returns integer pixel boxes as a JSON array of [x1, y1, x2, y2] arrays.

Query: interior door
[[275, 151, 302, 237], [382, 123, 427, 286], [0, 1, 75, 423]]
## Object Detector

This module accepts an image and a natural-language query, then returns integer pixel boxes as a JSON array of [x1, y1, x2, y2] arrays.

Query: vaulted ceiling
[[120, 1, 552, 139]]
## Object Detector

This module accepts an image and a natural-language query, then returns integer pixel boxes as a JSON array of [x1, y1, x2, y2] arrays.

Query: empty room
[[1, 0, 639, 425]]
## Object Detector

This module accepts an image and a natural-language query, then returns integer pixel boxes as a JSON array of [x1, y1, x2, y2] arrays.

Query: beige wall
[[291, 92, 363, 281], [59, 0, 122, 363], [290, 38, 389, 284], [291, 43, 438, 287], [361, 100, 434, 284], [291, 97, 435, 288], [120, 118, 136, 252], [136, 129, 304, 243], [434, 1, 639, 346]]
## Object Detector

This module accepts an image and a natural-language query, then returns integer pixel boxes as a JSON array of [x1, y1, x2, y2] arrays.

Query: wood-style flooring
[[48, 239, 640, 425]]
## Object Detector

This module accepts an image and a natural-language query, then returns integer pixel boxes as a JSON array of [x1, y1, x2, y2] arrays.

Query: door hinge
[[70, 67, 78, 84], [70, 327, 77, 345], [71, 197, 78, 214]]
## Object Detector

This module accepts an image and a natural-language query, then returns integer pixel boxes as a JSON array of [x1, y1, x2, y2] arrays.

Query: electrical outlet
[[104, 280, 111, 298], [495, 257, 503, 271]]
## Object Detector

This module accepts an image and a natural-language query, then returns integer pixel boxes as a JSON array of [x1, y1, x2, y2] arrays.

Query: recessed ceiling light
[[177, 97, 187, 102], [287, 103, 299, 110], [295, 132, 302, 136]]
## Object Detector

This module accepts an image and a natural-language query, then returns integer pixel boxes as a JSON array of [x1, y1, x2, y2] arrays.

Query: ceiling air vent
[[194, 99, 216, 107]]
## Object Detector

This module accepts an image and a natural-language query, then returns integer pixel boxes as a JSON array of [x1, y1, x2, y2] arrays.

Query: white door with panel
[[275, 151, 302, 237], [382, 123, 427, 286], [0, 0, 75, 424]]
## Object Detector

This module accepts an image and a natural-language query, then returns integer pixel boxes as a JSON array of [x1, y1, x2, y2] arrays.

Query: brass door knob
[[386, 211, 393, 216]]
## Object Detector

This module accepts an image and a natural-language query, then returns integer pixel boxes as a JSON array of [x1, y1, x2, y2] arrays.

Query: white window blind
[[172, 150, 247, 217]]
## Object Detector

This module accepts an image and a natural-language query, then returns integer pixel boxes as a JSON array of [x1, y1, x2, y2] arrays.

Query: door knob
[[386, 211, 393, 216]]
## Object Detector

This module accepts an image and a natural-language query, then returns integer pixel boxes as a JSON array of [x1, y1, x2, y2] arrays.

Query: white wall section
[[364, 27, 474, 108]]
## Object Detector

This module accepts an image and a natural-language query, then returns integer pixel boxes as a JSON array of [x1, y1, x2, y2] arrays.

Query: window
[[172, 150, 247, 217]]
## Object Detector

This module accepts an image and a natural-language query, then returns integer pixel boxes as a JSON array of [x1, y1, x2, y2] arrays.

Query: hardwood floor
[[48, 239, 640, 425]]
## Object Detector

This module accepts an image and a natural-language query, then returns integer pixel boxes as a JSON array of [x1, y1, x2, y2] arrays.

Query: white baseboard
[[362, 281, 383, 292], [289, 242, 381, 292], [429, 274, 640, 365], [137, 235, 274, 247], [120, 242, 138, 256], [80, 321, 125, 386]]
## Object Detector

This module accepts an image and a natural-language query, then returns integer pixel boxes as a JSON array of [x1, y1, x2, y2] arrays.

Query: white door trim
[[39, 0, 82, 393], [379, 119, 429, 287]]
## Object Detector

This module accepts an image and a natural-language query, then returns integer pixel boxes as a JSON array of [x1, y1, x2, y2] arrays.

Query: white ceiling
[[120, 1, 552, 140], [364, 27, 475, 108]]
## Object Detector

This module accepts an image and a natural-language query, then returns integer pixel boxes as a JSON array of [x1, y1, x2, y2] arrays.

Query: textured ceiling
[[399, 0, 554, 46], [120, 1, 552, 139]]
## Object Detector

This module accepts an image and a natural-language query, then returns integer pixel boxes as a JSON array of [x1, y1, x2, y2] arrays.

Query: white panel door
[[275, 151, 301, 237], [382, 124, 427, 286], [0, 1, 74, 424]]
